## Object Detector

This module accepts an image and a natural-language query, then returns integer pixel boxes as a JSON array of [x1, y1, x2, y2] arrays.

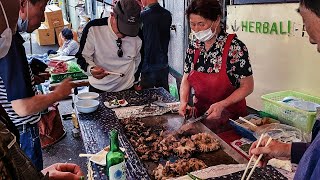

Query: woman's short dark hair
[[61, 28, 73, 40], [186, 0, 222, 21], [300, 0, 320, 17]]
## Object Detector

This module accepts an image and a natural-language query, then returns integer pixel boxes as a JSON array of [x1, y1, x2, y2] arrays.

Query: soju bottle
[[106, 130, 126, 180]]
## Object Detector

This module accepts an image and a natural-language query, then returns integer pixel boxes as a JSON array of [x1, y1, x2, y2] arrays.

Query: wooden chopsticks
[[241, 134, 273, 180], [79, 154, 104, 158], [239, 117, 258, 128], [105, 71, 125, 77]]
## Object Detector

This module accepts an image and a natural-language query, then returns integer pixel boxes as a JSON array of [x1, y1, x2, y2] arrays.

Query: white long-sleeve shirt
[[77, 17, 142, 92]]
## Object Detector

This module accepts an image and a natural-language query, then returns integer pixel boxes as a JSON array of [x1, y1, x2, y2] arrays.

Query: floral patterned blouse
[[184, 31, 253, 88]]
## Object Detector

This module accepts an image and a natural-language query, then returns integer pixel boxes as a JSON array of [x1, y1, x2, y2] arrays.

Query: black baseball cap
[[113, 0, 141, 37]]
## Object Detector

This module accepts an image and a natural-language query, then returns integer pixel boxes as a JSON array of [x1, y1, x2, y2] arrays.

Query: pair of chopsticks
[[79, 154, 104, 158], [239, 117, 258, 128], [241, 133, 273, 180], [105, 71, 125, 77]]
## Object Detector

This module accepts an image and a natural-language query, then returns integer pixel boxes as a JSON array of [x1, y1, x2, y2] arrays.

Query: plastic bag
[[253, 123, 309, 143]]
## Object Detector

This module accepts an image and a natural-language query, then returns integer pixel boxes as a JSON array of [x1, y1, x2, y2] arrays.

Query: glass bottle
[[106, 129, 126, 180]]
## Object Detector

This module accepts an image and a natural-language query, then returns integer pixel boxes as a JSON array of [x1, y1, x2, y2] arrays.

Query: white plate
[[104, 99, 128, 109], [90, 146, 125, 166], [104, 102, 120, 108]]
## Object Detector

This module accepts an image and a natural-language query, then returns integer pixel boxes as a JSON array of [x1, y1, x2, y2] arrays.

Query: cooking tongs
[[184, 108, 208, 124], [185, 113, 208, 124]]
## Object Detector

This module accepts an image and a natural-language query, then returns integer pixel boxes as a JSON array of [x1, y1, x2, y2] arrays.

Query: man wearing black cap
[[76, 0, 142, 93]]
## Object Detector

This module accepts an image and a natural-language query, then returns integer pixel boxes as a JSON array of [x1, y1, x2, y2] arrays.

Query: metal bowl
[[77, 92, 99, 100], [76, 100, 99, 113]]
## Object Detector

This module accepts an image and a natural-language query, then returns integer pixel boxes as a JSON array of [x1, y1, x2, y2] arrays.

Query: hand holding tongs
[[184, 107, 208, 125], [178, 110, 208, 135]]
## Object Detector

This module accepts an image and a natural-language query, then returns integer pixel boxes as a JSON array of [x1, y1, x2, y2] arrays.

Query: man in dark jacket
[[139, 0, 172, 91]]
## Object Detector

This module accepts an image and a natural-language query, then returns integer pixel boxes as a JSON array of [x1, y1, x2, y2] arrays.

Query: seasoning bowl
[[76, 100, 99, 113]]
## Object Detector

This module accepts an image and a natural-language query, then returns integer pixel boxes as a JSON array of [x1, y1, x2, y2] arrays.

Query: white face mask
[[0, 1, 12, 59], [192, 22, 218, 42], [17, 1, 29, 32]]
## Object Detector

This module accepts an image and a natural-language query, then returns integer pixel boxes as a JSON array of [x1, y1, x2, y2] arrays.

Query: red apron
[[187, 34, 247, 132]]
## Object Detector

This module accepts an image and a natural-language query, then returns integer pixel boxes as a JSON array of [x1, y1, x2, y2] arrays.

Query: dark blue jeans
[[141, 68, 169, 91], [19, 124, 43, 171]]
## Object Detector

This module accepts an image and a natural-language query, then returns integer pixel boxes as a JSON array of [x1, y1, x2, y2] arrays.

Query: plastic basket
[[261, 90, 320, 133], [50, 71, 87, 84]]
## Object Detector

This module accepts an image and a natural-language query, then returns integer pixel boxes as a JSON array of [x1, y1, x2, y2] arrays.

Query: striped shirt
[[0, 33, 40, 127]]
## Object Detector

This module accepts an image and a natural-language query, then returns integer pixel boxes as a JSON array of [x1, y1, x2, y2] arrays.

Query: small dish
[[90, 146, 125, 166], [104, 99, 128, 109]]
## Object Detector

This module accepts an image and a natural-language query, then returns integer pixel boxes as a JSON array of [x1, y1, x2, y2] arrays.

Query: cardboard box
[[44, 5, 64, 28], [54, 19, 72, 38], [35, 24, 55, 46]]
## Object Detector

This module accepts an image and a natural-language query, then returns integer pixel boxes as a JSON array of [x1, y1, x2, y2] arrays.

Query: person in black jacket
[[139, 0, 172, 91]]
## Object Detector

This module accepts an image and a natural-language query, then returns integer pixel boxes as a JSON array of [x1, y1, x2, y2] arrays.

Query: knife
[[186, 113, 208, 124]]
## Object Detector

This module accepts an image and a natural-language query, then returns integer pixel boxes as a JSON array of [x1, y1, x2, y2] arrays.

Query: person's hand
[[41, 163, 84, 180], [193, 95, 198, 104], [90, 66, 108, 79], [249, 137, 292, 167], [179, 103, 193, 117], [53, 78, 74, 99], [206, 101, 226, 120]]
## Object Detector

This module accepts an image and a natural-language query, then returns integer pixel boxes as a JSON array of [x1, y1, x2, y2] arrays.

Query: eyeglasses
[[116, 38, 123, 57]]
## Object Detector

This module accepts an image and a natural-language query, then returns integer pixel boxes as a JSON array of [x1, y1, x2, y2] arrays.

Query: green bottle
[[106, 130, 126, 180]]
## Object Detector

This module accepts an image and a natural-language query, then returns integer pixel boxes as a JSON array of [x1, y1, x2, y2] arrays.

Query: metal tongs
[[185, 113, 208, 124], [176, 110, 208, 135], [184, 108, 208, 124]]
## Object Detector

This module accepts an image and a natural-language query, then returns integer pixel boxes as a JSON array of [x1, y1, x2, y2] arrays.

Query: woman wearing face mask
[[179, 0, 254, 133]]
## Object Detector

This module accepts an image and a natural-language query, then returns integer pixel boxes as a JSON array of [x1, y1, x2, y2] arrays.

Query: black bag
[[0, 105, 19, 143], [30, 58, 48, 75]]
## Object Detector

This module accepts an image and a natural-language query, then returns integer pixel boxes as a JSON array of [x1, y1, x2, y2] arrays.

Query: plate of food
[[82, 146, 126, 166], [104, 99, 128, 109]]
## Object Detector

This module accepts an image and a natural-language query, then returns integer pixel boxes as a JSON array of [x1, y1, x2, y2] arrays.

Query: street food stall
[[74, 88, 296, 179], [33, 0, 320, 179]]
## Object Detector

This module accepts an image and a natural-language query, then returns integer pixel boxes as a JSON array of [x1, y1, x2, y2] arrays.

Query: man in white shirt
[[76, 0, 142, 92]]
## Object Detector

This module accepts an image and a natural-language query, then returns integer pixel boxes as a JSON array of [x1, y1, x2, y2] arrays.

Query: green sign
[[240, 21, 292, 35]]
